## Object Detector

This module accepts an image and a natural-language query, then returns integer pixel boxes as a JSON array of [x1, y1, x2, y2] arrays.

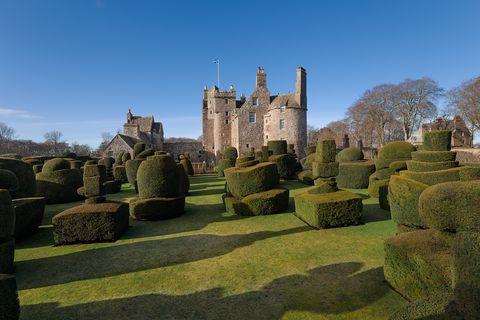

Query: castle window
[[210, 110, 212, 114], [225, 99, 228, 104], [225, 119, 229, 124], [266, 135, 269, 139], [246, 144, 249, 148], [280, 105, 286, 113], [252, 97, 258, 106], [225, 111, 228, 116], [249, 112, 256, 123], [279, 119, 285, 129]]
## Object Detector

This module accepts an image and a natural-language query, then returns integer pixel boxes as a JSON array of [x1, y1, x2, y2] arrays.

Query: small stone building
[[410, 116, 473, 148], [103, 110, 164, 157], [202, 67, 308, 164]]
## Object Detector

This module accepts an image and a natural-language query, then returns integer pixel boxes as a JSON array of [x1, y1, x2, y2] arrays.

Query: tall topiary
[[217, 147, 238, 177], [0, 189, 15, 274], [0, 158, 36, 199]]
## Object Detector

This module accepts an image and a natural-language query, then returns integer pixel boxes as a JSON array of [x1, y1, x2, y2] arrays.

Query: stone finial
[[230, 84, 235, 92]]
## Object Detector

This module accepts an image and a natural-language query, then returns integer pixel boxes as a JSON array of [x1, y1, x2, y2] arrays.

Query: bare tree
[[70, 142, 92, 155], [44, 130, 63, 145], [392, 78, 443, 140], [448, 76, 480, 141], [98, 132, 114, 151], [0, 123, 15, 141], [326, 120, 350, 146], [307, 125, 317, 146]]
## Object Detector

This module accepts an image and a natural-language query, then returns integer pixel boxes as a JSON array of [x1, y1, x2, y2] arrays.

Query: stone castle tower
[[202, 67, 307, 163]]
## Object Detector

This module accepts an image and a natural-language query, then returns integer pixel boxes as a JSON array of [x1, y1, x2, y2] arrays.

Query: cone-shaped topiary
[[336, 147, 364, 162], [0, 158, 36, 199]]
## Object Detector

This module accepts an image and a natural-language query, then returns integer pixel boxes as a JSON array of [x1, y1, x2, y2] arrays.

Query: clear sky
[[1, 0, 479, 148]]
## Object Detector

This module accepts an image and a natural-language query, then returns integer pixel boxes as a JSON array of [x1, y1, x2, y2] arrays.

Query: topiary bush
[[300, 153, 315, 170], [0, 274, 20, 320], [223, 188, 289, 216], [377, 141, 416, 164], [223, 147, 238, 160], [129, 196, 185, 220], [177, 163, 190, 196], [315, 140, 336, 163], [336, 147, 364, 162], [384, 229, 454, 301], [406, 160, 459, 172], [268, 154, 297, 178], [136, 148, 154, 159], [113, 165, 128, 183], [336, 161, 375, 189], [399, 167, 461, 186], [36, 168, 83, 204], [12, 197, 45, 239], [217, 159, 236, 177], [304, 146, 316, 156], [0, 170, 19, 196], [121, 152, 131, 163], [388, 175, 429, 228], [133, 143, 146, 158], [412, 150, 457, 162], [419, 180, 480, 232], [297, 170, 314, 185], [69, 160, 82, 170], [52, 202, 129, 245], [423, 130, 452, 151], [294, 190, 362, 229], [0, 190, 15, 274], [459, 166, 480, 181], [0, 158, 36, 198], [125, 159, 143, 190], [137, 155, 179, 198], [180, 157, 194, 176], [267, 140, 287, 156], [114, 151, 125, 166], [224, 163, 279, 199], [312, 161, 339, 178], [42, 158, 71, 172]]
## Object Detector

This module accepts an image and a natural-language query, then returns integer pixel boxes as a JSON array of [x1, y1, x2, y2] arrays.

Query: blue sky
[[1, 0, 479, 148]]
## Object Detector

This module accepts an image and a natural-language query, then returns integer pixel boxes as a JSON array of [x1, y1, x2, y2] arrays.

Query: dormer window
[[280, 105, 286, 113], [252, 97, 258, 106]]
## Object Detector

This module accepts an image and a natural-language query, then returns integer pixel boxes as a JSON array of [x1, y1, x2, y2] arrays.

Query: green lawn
[[14, 175, 408, 320]]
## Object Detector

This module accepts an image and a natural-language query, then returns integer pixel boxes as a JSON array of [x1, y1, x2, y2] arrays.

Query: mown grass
[[14, 175, 407, 319]]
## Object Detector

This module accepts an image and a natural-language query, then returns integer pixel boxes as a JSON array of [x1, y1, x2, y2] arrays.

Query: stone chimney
[[295, 67, 307, 108], [256, 67, 267, 88]]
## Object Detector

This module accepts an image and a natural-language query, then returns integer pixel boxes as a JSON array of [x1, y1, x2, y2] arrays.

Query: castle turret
[[295, 67, 307, 108], [256, 67, 267, 88]]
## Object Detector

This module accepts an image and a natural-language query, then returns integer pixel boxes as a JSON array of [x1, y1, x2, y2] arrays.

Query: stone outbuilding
[[410, 116, 473, 148]]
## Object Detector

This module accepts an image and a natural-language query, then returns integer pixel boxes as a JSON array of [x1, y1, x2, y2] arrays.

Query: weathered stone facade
[[202, 67, 308, 164], [410, 116, 473, 147], [163, 141, 205, 162]]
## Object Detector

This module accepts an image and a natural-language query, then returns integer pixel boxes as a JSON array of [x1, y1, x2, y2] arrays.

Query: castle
[[202, 67, 308, 163]]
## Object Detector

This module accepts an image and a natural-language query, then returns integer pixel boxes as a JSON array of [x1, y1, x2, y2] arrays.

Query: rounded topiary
[[223, 147, 238, 160], [336, 147, 364, 162], [267, 140, 287, 156], [217, 159, 236, 177], [300, 153, 315, 170], [0, 158, 36, 198], [224, 163, 279, 199], [98, 157, 115, 169], [121, 152, 132, 163], [42, 158, 71, 172], [125, 159, 143, 188], [136, 148, 154, 159], [378, 141, 417, 161], [336, 161, 376, 189], [389, 160, 408, 172], [133, 143, 146, 158], [180, 157, 194, 176], [423, 130, 452, 151], [177, 164, 190, 196], [137, 156, 179, 198], [0, 170, 19, 196], [36, 169, 83, 204], [367, 172, 389, 198], [113, 165, 128, 183], [0, 189, 15, 239], [419, 180, 480, 232], [460, 166, 480, 181]]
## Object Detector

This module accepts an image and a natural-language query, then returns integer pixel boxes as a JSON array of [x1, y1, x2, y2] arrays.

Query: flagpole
[[217, 59, 220, 88]]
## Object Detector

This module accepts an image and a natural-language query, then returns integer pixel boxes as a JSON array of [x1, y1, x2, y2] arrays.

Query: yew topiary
[[224, 163, 279, 199], [267, 140, 288, 156], [336, 147, 364, 162], [423, 130, 452, 151], [0, 157, 36, 198], [136, 155, 179, 198]]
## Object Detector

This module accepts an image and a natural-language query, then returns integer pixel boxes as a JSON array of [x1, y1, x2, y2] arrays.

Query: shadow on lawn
[[16, 225, 311, 290], [21, 262, 390, 320], [362, 203, 391, 223]]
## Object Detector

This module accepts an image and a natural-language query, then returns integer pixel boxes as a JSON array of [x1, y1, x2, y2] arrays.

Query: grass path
[[15, 175, 407, 319]]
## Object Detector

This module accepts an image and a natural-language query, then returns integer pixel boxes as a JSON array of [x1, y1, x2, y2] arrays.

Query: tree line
[[308, 75, 480, 148]]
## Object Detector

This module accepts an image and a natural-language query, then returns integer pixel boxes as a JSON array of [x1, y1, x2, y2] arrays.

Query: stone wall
[[163, 141, 206, 163], [454, 148, 480, 164]]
